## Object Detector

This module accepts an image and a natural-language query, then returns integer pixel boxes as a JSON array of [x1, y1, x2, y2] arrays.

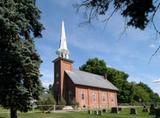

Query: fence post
[[53, 105, 56, 111]]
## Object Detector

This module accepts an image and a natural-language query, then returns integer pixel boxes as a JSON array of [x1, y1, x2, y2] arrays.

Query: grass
[[0, 107, 155, 118]]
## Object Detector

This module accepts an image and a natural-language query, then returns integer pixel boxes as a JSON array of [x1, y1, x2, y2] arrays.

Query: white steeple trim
[[60, 21, 68, 50], [56, 21, 69, 59]]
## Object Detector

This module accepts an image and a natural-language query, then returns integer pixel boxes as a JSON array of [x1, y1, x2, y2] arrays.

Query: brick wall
[[53, 57, 118, 108], [75, 85, 117, 109], [64, 73, 75, 104], [53, 57, 73, 103]]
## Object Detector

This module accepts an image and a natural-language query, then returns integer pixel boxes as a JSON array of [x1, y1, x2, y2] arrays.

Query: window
[[102, 93, 106, 101], [81, 93, 84, 100], [102, 96, 105, 101], [68, 90, 72, 101], [111, 94, 114, 102], [92, 93, 96, 101]]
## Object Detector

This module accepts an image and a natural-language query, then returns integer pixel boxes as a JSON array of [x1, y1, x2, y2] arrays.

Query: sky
[[36, 0, 160, 95]]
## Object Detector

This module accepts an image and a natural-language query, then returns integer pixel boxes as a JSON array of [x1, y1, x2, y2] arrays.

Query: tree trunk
[[10, 107, 17, 118]]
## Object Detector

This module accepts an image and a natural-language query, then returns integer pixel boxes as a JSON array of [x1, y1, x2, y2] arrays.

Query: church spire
[[56, 21, 69, 59]]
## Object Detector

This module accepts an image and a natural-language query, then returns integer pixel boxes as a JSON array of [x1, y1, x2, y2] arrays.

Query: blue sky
[[36, 0, 160, 95]]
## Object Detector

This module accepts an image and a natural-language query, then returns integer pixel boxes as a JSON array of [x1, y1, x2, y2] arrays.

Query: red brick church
[[53, 21, 118, 109]]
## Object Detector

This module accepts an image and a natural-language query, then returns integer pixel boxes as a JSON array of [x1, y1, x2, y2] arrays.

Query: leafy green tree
[[106, 67, 133, 103], [134, 82, 160, 104], [118, 81, 135, 103], [138, 82, 154, 99], [106, 67, 128, 86], [133, 85, 150, 103], [48, 84, 55, 96], [79, 57, 107, 76], [79, 58, 131, 103], [79, 57, 160, 104], [0, 0, 43, 118]]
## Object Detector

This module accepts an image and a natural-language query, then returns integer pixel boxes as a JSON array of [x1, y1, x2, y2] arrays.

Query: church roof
[[65, 70, 118, 91]]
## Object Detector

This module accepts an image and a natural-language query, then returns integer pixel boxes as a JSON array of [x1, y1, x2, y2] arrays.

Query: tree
[[79, 58, 160, 104], [134, 82, 160, 104], [48, 84, 55, 96], [138, 82, 154, 99], [133, 85, 150, 103], [78, 0, 157, 31], [0, 0, 44, 118], [117, 81, 134, 103], [78, 0, 160, 55], [79, 58, 131, 103], [38, 92, 56, 112], [79, 57, 107, 76], [106, 67, 132, 103], [106, 67, 128, 86]]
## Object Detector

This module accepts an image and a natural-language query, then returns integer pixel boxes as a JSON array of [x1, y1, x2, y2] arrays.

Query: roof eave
[[74, 83, 119, 91]]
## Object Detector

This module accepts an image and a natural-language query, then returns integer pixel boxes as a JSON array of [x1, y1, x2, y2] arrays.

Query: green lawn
[[0, 107, 155, 118]]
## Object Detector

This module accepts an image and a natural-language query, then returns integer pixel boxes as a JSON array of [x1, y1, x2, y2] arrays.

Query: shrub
[[58, 97, 66, 105], [111, 107, 119, 113], [155, 108, 160, 118], [70, 98, 79, 108], [130, 108, 137, 114], [37, 93, 56, 112], [57, 97, 66, 110]]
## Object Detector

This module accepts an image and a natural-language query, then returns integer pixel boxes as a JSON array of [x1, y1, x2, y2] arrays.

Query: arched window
[[92, 92, 96, 101], [81, 93, 85, 100], [102, 96, 105, 101], [68, 90, 72, 101]]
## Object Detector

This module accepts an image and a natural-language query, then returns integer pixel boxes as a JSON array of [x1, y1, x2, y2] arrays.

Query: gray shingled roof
[[65, 70, 118, 91]]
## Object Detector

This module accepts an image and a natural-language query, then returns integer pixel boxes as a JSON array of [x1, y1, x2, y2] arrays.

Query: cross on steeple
[[56, 21, 69, 59]]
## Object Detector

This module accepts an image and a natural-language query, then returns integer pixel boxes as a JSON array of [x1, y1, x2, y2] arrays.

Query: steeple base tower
[[53, 57, 73, 104]]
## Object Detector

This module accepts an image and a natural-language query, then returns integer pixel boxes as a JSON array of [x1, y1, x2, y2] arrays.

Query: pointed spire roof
[[56, 21, 69, 59], [59, 21, 68, 50]]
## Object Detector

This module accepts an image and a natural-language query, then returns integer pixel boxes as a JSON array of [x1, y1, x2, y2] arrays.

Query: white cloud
[[153, 79, 160, 83], [42, 81, 53, 88]]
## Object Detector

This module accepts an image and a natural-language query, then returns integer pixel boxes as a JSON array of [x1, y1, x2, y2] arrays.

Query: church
[[53, 21, 118, 109]]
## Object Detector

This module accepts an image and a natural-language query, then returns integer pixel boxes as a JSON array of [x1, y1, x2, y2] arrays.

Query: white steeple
[[56, 21, 69, 59]]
